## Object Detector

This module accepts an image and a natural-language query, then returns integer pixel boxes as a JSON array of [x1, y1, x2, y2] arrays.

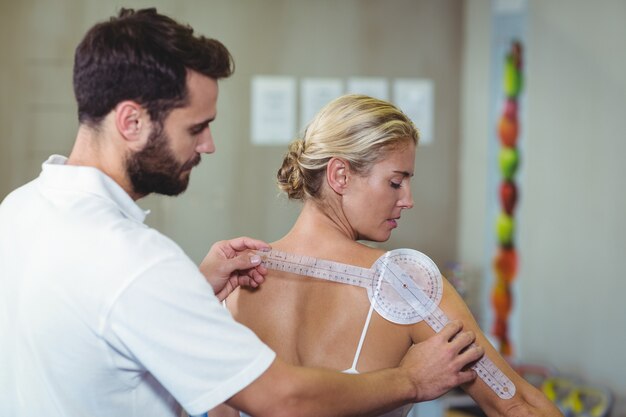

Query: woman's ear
[[114, 100, 149, 150], [327, 157, 350, 195]]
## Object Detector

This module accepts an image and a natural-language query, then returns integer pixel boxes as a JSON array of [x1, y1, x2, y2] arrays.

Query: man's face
[[126, 72, 218, 197], [126, 124, 200, 196]]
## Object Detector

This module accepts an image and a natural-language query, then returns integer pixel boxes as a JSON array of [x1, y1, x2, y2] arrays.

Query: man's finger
[[439, 320, 463, 341], [457, 369, 478, 385], [459, 344, 484, 364], [248, 269, 266, 285], [222, 253, 263, 274], [226, 236, 271, 252], [450, 330, 476, 352]]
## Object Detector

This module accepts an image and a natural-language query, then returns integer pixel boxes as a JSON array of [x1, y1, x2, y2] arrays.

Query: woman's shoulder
[[351, 242, 388, 268], [271, 237, 388, 269]]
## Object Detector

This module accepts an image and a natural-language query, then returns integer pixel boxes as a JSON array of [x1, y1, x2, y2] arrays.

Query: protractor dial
[[368, 249, 443, 325]]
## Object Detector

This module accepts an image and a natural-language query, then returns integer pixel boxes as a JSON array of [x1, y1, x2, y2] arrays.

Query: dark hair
[[73, 8, 234, 127]]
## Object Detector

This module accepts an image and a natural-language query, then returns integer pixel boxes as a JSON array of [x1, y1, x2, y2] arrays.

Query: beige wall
[[0, 0, 463, 267], [523, 0, 626, 404], [460, 0, 626, 413]]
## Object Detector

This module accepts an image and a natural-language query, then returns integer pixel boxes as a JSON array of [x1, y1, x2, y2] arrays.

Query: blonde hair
[[277, 94, 419, 200]]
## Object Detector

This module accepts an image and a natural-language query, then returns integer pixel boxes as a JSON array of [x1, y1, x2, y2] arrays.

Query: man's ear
[[327, 157, 350, 195], [114, 101, 149, 150]]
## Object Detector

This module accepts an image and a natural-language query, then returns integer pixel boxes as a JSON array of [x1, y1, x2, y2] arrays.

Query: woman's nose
[[401, 187, 414, 209]]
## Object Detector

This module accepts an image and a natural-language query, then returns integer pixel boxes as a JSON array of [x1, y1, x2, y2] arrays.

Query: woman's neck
[[300, 201, 355, 238], [274, 201, 383, 268], [273, 201, 354, 254]]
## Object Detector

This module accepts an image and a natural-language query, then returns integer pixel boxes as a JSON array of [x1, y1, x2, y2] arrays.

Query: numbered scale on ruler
[[256, 248, 517, 400]]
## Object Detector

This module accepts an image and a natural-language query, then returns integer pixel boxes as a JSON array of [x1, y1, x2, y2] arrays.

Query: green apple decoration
[[496, 213, 515, 246], [504, 54, 523, 97], [498, 147, 519, 180]]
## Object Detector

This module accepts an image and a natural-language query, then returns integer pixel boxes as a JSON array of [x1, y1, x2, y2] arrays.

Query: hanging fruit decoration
[[492, 40, 523, 357]]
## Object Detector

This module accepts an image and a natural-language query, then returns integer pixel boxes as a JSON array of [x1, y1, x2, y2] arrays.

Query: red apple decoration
[[499, 181, 518, 215], [504, 98, 518, 119], [492, 318, 508, 340], [512, 41, 523, 69]]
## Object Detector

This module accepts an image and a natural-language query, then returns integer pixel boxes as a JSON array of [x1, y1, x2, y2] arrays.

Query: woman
[[214, 95, 561, 417]]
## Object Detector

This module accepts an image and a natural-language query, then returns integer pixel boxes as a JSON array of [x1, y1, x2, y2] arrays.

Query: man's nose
[[196, 129, 215, 154]]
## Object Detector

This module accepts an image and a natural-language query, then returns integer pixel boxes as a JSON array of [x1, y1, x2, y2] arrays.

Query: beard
[[126, 124, 201, 197]]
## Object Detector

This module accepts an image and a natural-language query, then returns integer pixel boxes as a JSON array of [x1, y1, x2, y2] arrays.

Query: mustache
[[181, 154, 202, 171]]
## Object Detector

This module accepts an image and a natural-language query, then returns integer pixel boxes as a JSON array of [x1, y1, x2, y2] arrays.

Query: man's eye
[[191, 123, 209, 135], [391, 182, 402, 189]]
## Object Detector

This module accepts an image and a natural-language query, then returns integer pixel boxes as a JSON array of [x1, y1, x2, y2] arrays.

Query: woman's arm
[[410, 278, 563, 417]]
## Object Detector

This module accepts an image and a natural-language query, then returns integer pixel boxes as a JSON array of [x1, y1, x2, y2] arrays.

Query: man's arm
[[222, 321, 482, 417]]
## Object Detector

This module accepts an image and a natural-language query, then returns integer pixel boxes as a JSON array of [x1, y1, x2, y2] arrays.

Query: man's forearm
[[277, 364, 416, 417], [226, 321, 482, 417], [229, 358, 416, 417]]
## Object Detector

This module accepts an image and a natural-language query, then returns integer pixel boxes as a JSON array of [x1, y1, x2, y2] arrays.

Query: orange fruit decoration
[[498, 114, 518, 148], [491, 280, 512, 317], [493, 247, 518, 284]]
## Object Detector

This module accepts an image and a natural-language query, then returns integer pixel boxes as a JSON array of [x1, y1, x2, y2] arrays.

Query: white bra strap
[[348, 299, 375, 372]]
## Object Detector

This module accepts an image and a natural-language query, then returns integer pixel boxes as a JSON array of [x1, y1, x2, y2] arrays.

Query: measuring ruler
[[256, 248, 516, 399]]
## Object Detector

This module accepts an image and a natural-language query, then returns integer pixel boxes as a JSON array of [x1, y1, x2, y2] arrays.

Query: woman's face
[[342, 141, 416, 242]]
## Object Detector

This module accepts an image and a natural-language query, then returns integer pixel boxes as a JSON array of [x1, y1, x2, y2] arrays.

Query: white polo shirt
[[0, 155, 275, 417]]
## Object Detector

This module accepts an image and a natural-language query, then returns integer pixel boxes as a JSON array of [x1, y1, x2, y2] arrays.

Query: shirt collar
[[39, 155, 150, 223]]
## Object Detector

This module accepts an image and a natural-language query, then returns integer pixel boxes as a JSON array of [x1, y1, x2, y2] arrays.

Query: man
[[0, 8, 483, 417]]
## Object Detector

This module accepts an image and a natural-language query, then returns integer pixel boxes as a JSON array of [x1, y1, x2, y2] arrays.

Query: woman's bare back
[[228, 239, 413, 373]]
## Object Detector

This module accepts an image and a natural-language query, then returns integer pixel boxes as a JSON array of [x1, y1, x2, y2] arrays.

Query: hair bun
[[277, 139, 306, 200]]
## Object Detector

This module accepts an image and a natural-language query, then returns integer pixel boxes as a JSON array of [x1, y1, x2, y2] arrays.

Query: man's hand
[[199, 237, 271, 301], [401, 320, 484, 402]]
